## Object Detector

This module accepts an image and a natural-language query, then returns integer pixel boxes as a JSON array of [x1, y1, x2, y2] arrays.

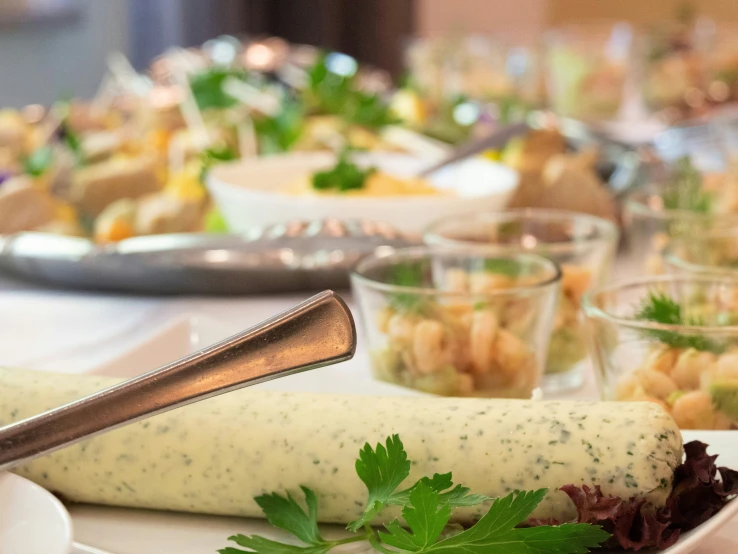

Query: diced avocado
[[667, 390, 686, 406], [412, 366, 464, 396], [546, 327, 587, 375], [709, 381, 738, 420]]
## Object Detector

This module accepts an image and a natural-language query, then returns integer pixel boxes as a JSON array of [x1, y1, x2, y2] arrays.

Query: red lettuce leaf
[[535, 441, 738, 551]]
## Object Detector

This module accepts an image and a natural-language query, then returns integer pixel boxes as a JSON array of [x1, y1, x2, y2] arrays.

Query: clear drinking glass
[[544, 23, 634, 121], [424, 209, 618, 391], [583, 274, 738, 430], [351, 247, 561, 398]]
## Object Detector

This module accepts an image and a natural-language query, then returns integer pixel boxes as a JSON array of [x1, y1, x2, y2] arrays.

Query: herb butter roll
[[0, 368, 682, 523]]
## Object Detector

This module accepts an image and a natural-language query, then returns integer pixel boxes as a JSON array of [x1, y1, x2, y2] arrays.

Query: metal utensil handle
[[0, 290, 356, 471], [418, 122, 530, 177]]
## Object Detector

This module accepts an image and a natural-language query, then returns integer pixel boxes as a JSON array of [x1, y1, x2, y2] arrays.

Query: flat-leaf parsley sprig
[[219, 435, 610, 554]]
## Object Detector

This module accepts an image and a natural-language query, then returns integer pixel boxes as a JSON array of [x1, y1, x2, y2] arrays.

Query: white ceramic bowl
[[206, 152, 519, 234], [0, 472, 73, 554]]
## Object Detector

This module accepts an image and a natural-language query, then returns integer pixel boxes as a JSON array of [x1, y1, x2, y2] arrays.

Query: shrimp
[[671, 390, 721, 429], [495, 329, 536, 389], [671, 349, 716, 390], [643, 346, 680, 374], [561, 264, 592, 304], [412, 319, 453, 374], [445, 268, 470, 293], [470, 272, 515, 294], [716, 352, 738, 381], [638, 368, 678, 401], [387, 313, 417, 346], [469, 310, 499, 375]]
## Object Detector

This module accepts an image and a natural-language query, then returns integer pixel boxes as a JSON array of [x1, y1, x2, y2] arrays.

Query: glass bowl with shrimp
[[351, 247, 561, 398], [583, 274, 738, 430], [623, 159, 738, 274], [424, 208, 618, 392]]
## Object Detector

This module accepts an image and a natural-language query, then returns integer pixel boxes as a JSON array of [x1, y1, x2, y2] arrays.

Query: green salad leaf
[[253, 99, 305, 155], [23, 145, 54, 177], [219, 435, 610, 554], [200, 144, 239, 182], [190, 68, 248, 111], [305, 54, 397, 129], [635, 291, 725, 353]]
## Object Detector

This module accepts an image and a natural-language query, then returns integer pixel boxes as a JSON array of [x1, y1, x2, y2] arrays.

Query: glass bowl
[[664, 228, 738, 276], [622, 184, 738, 274], [583, 274, 738, 430], [351, 247, 561, 398], [424, 208, 618, 391], [544, 23, 634, 121]]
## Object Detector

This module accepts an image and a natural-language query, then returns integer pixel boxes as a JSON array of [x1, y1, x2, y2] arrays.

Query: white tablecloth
[[0, 274, 736, 553]]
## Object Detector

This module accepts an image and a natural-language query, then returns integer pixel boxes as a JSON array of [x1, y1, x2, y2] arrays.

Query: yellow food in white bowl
[[206, 152, 519, 234]]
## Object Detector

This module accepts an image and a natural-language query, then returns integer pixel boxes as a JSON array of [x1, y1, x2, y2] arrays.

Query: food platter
[[0, 296, 734, 554], [0, 220, 416, 294]]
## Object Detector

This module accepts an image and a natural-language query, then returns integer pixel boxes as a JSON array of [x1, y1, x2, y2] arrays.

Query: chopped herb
[[634, 291, 725, 353], [662, 157, 712, 214], [482, 257, 524, 277], [190, 68, 248, 110], [23, 145, 54, 177], [311, 149, 375, 193], [200, 144, 239, 182], [386, 259, 430, 313], [253, 99, 305, 154]]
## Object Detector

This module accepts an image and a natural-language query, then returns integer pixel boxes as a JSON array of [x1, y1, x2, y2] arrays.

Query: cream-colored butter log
[[0, 368, 682, 523]]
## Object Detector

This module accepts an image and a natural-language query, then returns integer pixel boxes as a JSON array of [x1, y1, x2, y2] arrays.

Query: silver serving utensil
[[0, 290, 356, 471], [417, 121, 530, 177]]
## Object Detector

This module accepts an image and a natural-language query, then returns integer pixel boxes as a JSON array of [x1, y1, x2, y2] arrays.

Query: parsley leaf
[[347, 434, 411, 532], [254, 99, 305, 155], [221, 535, 330, 554], [200, 144, 239, 182], [305, 53, 397, 129], [635, 291, 725, 353], [256, 487, 325, 545], [221, 487, 333, 554], [23, 145, 54, 177], [311, 149, 375, 192], [389, 472, 491, 509], [190, 68, 248, 110], [380, 481, 452, 551], [220, 436, 611, 554], [418, 489, 609, 553]]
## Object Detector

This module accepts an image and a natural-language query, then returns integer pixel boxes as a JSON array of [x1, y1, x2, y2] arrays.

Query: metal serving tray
[[0, 220, 416, 295]]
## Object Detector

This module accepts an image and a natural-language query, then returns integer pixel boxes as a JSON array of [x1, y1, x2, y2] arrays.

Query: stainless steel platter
[[0, 220, 416, 295]]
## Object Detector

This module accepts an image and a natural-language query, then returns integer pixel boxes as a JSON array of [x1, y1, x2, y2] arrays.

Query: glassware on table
[[640, 17, 713, 117], [664, 228, 738, 276], [544, 23, 634, 121], [583, 274, 738, 430], [623, 183, 738, 275], [351, 247, 561, 398], [424, 209, 618, 391]]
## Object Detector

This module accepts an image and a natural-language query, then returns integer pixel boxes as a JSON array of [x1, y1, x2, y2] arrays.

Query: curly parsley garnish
[[635, 291, 724, 353], [219, 435, 609, 554]]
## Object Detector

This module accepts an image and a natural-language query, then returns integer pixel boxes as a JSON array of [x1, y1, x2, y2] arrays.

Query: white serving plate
[[0, 472, 72, 554], [0, 291, 735, 553], [207, 152, 519, 235]]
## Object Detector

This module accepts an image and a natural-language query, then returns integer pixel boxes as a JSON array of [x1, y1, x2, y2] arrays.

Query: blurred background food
[[7, 0, 738, 423]]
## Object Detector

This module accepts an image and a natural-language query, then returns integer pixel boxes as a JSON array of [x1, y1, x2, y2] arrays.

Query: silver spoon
[[0, 290, 356, 471], [417, 121, 530, 177]]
